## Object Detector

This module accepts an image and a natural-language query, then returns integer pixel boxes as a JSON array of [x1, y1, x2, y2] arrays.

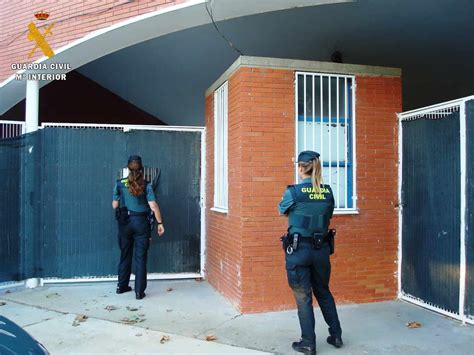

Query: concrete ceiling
[[74, 0, 473, 126], [1, 0, 345, 116]]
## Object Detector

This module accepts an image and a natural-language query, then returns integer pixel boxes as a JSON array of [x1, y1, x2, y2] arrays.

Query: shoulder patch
[[120, 178, 129, 187]]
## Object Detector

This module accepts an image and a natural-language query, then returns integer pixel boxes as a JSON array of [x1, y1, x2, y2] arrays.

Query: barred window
[[213, 82, 228, 212], [296, 72, 356, 210]]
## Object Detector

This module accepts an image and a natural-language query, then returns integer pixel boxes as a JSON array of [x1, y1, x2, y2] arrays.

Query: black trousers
[[285, 242, 342, 348], [117, 215, 151, 294]]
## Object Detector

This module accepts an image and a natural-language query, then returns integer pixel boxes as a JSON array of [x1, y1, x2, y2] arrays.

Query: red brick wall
[[237, 68, 295, 312], [0, 0, 190, 82], [205, 72, 244, 308], [330, 75, 401, 304], [206, 67, 401, 313]]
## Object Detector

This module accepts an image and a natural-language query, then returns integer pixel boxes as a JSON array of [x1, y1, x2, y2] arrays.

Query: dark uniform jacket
[[279, 177, 335, 236]]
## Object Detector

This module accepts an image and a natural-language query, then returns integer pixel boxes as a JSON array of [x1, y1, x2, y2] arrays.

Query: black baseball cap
[[297, 150, 320, 163], [128, 155, 142, 164]]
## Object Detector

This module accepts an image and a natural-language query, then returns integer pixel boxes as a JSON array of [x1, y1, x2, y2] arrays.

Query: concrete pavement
[[0, 280, 472, 354]]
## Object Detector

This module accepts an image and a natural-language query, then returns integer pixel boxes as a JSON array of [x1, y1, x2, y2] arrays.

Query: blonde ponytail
[[311, 158, 323, 193], [299, 157, 323, 193]]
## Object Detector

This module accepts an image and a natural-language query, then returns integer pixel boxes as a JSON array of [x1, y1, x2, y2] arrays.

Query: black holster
[[328, 229, 336, 255], [147, 210, 155, 231], [115, 207, 130, 226], [280, 232, 292, 251]]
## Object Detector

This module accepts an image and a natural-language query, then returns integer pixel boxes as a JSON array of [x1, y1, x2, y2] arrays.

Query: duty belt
[[285, 232, 329, 254], [299, 236, 327, 244], [127, 211, 149, 216], [299, 233, 330, 243], [281, 229, 336, 255]]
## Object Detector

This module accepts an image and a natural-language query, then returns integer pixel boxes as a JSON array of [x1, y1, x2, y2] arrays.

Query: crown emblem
[[34, 10, 49, 21]]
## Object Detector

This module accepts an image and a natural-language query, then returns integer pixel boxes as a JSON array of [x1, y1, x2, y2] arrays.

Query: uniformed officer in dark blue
[[112, 155, 165, 300], [279, 150, 343, 355]]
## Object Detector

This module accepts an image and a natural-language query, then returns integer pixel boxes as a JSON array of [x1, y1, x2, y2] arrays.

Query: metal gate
[[398, 96, 474, 324], [0, 120, 25, 139], [0, 123, 205, 283]]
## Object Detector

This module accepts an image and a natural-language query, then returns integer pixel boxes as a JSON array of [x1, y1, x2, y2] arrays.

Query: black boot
[[116, 286, 132, 294], [135, 292, 146, 300], [327, 335, 343, 348], [292, 341, 316, 355]]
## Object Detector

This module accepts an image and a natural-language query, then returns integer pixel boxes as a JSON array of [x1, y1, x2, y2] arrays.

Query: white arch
[[0, 0, 349, 114]]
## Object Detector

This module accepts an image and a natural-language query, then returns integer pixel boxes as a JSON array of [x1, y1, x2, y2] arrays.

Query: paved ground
[[0, 280, 472, 354]]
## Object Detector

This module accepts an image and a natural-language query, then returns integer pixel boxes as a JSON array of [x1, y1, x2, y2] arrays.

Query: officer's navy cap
[[128, 155, 142, 164], [297, 150, 320, 163]]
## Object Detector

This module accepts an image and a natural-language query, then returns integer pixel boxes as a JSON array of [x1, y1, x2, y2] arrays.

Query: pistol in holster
[[147, 210, 155, 231], [115, 207, 130, 225], [328, 229, 336, 255]]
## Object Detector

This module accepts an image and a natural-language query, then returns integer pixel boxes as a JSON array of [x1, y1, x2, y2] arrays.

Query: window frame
[[294, 71, 357, 214], [212, 81, 229, 213]]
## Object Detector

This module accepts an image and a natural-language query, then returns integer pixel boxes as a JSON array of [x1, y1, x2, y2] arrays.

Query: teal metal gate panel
[[0, 133, 42, 282], [0, 127, 202, 281], [0, 138, 22, 281], [401, 112, 461, 314], [40, 127, 202, 278], [126, 130, 202, 274], [39, 128, 123, 278]]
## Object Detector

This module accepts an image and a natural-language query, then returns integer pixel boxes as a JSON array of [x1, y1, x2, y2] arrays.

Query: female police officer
[[278, 151, 342, 355], [112, 155, 165, 300]]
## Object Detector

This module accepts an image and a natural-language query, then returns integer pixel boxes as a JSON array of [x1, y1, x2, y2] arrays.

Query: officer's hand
[[157, 224, 165, 236]]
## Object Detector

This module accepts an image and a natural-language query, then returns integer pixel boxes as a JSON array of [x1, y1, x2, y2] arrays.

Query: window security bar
[[295, 72, 356, 210]]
